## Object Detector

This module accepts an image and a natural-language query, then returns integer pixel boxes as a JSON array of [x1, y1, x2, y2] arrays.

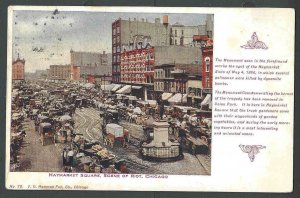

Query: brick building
[[120, 45, 154, 99], [12, 56, 25, 81], [48, 64, 71, 81], [201, 41, 213, 93], [120, 46, 154, 84], [112, 16, 171, 83]]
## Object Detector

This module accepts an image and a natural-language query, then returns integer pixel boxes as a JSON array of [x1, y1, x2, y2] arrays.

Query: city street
[[15, 107, 210, 175], [74, 107, 211, 175], [17, 118, 63, 172]]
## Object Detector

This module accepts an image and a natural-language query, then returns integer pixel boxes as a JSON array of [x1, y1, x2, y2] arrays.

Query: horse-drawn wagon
[[39, 122, 55, 146], [103, 123, 129, 148]]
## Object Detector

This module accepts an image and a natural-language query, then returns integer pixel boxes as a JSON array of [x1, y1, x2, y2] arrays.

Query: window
[[175, 30, 177, 37], [117, 27, 120, 34], [205, 57, 210, 72], [182, 30, 184, 36], [175, 40, 177, 45], [206, 78, 210, 88]]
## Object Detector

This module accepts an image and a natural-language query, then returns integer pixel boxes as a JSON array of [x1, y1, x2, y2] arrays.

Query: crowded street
[[10, 80, 211, 175], [10, 12, 213, 175]]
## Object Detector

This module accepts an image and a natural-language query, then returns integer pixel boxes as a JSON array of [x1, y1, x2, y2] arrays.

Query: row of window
[[154, 68, 174, 79], [113, 46, 121, 53], [112, 65, 120, 73], [121, 52, 154, 61], [154, 81, 187, 93], [120, 64, 153, 69], [188, 87, 203, 97], [154, 82, 164, 91], [112, 27, 120, 35], [113, 55, 120, 62], [121, 74, 146, 78], [112, 76, 121, 82], [113, 36, 120, 44], [171, 29, 184, 37]]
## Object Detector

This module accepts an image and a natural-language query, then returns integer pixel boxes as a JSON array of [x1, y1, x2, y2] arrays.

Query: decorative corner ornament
[[241, 32, 268, 49], [239, 144, 266, 162]]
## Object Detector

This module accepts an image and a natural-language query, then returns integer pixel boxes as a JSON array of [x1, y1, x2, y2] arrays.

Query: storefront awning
[[201, 94, 212, 109], [132, 86, 142, 89], [112, 84, 122, 92], [162, 92, 173, 100], [100, 84, 115, 91], [116, 85, 131, 94], [168, 93, 187, 104]]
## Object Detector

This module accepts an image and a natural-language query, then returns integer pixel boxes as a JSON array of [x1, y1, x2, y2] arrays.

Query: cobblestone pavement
[[75, 108, 211, 175], [17, 118, 64, 172]]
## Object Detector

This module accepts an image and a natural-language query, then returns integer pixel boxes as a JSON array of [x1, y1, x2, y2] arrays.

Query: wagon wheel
[[91, 156, 100, 165]]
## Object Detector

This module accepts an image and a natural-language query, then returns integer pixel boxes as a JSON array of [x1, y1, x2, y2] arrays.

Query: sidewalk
[[18, 118, 64, 172]]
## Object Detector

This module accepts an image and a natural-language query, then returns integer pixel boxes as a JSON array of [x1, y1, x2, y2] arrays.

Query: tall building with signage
[[112, 15, 214, 83], [112, 16, 171, 83], [120, 46, 154, 84], [12, 54, 25, 81]]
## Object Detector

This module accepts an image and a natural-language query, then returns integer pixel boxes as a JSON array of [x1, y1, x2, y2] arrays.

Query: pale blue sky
[[12, 10, 210, 72]]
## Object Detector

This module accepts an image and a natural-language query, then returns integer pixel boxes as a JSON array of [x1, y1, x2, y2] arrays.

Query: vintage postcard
[[6, 6, 294, 192]]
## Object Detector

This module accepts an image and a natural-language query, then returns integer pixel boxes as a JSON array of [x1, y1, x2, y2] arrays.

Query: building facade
[[48, 65, 71, 81], [201, 44, 213, 92], [71, 65, 80, 81], [70, 50, 112, 80], [120, 46, 154, 84], [153, 46, 202, 97], [12, 57, 25, 81], [112, 16, 171, 83], [187, 76, 203, 107]]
